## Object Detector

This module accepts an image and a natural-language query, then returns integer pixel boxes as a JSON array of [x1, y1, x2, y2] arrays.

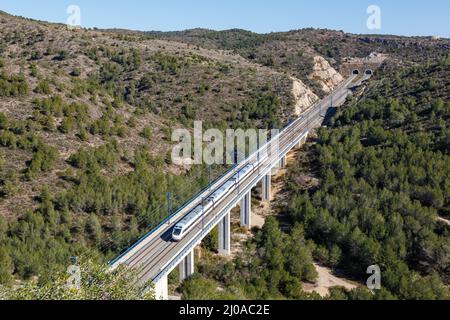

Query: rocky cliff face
[[291, 76, 319, 115], [309, 56, 344, 93]]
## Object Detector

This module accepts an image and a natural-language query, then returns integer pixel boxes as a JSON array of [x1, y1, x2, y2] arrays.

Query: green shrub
[[0, 72, 28, 97], [0, 113, 9, 130], [59, 117, 75, 134], [141, 127, 152, 140], [35, 79, 52, 94], [30, 63, 39, 77], [25, 143, 58, 180]]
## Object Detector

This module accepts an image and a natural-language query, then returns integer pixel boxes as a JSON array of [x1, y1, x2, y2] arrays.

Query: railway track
[[110, 75, 357, 284]]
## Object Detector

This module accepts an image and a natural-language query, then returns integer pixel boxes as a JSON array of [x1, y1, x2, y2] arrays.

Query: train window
[[202, 199, 212, 206], [173, 228, 182, 236]]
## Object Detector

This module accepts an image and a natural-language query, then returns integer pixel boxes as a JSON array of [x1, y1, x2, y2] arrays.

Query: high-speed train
[[171, 114, 310, 241], [172, 155, 268, 241]]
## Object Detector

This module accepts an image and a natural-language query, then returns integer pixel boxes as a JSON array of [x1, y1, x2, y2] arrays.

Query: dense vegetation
[[287, 60, 450, 299], [0, 132, 217, 283], [180, 217, 319, 299], [181, 215, 398, 300], [0, 258, 154, 300]]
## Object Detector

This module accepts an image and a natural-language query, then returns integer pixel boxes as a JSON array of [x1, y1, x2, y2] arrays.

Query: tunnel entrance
[[365, 69, 373, 75], [352, 70, 360, 75]]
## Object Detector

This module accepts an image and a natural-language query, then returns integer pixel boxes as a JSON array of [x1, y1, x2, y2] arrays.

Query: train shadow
[[321, 107, 338, 126], [161, 230, 175, 243]]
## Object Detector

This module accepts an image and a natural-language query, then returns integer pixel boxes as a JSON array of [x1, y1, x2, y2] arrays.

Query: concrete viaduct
[[109, 73, 369, 300]]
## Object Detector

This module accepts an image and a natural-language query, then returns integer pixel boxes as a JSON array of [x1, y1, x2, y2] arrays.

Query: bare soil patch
[[303, 264, 358, 297]]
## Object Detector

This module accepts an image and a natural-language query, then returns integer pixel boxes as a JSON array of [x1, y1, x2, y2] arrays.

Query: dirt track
[[303, 264, 357, 297]]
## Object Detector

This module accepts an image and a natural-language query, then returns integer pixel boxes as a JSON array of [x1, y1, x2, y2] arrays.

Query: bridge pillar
[[280, 156, 287, 168], [240, 191, 252, 229], [298, 132, 309, 148], [179, 249, 195, 282], [218, 211, 231, 256], [261, 174, 272, 202], [154, 274, 168, 300]]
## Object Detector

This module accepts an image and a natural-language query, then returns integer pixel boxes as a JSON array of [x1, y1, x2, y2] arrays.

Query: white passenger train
[[172, 155, 268, 241]]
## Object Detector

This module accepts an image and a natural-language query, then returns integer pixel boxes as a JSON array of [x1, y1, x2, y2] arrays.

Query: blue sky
[[0, 0, 449, 37]]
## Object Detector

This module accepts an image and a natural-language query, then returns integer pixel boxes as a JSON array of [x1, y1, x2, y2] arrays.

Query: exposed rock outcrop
[[309, 56, 344, 93], [291, 77, 319, 115]]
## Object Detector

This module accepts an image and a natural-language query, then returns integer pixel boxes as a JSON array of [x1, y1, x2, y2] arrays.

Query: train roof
[[177, 205, 203, 228], [175, 163, 255, 230]]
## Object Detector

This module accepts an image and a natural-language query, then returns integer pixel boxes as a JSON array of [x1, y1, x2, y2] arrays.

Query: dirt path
[[303, 264, 357, 297], [437, 216, 450, 226]]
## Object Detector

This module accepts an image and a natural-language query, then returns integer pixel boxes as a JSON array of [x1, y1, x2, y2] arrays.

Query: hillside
[[0, 11, 308, 282], [0, 9, 352, 284], [146, 28, 450, 92]]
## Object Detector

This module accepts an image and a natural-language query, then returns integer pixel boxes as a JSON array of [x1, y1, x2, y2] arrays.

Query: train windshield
[[173, 228, 182, 236]]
